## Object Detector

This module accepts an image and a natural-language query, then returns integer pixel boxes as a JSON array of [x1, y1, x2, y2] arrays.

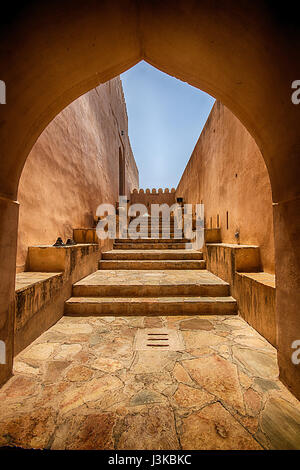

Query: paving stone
[[45, 361, 71, 383], [182, 330, 224, 349], [116, 405, 179, 450], [232, 345, 278, 379], [235, 415, 259, 435], [2, 375, 37, 399], [54, 344, 82, 360], [179, 318, 213, 330], [186, 347, 212, 357], [52, 323, 93, 335], [0, 408, 56, 449], [130, 389, 164, 406], [173, 383, 214, 408], [243, 388, 262, 416], [144, 317, 163, 328], [59, 388, 85, 414], [83, 376, 124, 404], [211, 344, 230, 359], [173, 363, 194, 385], [180, 402, 262, 450], [238, 371, 253, 389], [22, 342, 59, 361], [13, 361, 40, 375], [234, 336, 272, 350], [131, 350, 178, 373], [66, 365, 93, 382], [91, 357, 125, 372], [183, 355, 245, 413], [93, 338, 133, 359], [261, 396, 300, 449], [52, 413, 116, 450], [253, 377, 280, 393]]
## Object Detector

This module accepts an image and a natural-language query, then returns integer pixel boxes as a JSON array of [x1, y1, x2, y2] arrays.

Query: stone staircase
[[65, 214, 237, 316]]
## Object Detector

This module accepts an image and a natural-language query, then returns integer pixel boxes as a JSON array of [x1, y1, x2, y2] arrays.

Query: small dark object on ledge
[[65, 238, 76, 246], [53, 237, 64, 247]]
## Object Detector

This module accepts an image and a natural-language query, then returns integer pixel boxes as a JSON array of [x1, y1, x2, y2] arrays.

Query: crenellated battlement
[[131, 187, 175, 195], [130, 187, 177, 206]]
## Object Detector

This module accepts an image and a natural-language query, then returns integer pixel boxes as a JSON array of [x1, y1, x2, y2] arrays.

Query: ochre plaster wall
[[17, 77, 138, 271], [177, 102, 275, 273]]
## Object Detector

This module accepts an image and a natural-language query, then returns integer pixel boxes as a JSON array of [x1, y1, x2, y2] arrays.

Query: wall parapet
[[130, 188, 176, 206]]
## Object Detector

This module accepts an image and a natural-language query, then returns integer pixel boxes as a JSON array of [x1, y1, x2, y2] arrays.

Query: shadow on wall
[[16, 77, 139, 273]]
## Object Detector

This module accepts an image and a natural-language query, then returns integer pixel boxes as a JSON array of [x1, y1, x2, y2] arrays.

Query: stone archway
[[0, 0, 299, 398]]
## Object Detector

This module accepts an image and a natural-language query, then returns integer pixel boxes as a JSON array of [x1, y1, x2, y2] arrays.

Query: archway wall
[[0, 0, 299, 397], [1, 0, 299, 204], [17, 77, 138, 272], [177, 101, 275, 273]]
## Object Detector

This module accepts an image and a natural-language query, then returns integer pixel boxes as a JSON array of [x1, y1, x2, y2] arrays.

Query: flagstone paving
[[0, 314, 300, 450]]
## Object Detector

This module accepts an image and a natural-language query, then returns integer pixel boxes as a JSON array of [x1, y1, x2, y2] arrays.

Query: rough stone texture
[[173, 383, 213, 408], [17, 77, 138, 272], [14, 244, 101, 355], [176, 101, 274, 273], [0, 314, 299, 450], [232, 345, 278, 380], [180, 402, 262, 450], [116, 405, 179, 450], [179, 318, 213, 331], [260, 396, 300, 450], [183, 355, 245, 413]]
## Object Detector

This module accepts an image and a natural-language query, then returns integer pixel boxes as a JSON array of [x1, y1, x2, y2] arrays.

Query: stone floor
[[0, 314, 300, 450]]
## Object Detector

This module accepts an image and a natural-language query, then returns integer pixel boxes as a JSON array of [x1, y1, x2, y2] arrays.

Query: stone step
[[113, 242, 193, 250], [98, 259, 206, 270], [102, 250, 203, 260], [65, 296, 237, 316], [72, 270, 230, 297], [115, 238, 190, 243], [127, 230, 183, 237]]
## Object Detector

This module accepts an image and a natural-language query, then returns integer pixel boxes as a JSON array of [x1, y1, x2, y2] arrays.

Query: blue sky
[[121, 61, 215, 190]]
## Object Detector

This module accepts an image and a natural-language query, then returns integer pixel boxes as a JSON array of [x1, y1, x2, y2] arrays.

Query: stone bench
[[28, 243, 99, 274], [15, 272, 63, 355], [204, 242, 276, 348], [235, 272, 276, 347], [15, 243, 100, 354], [204, 242, 261, 284]]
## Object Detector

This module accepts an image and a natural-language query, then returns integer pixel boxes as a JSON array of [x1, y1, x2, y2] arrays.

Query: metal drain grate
[[134, 328, 184, 351], [147, 332, 169, 348]]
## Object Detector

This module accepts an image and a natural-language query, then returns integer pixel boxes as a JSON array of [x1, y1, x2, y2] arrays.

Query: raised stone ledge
[[204, 241, 276, 347], [205, 243, 261, 280], [28, 243, 99, 273], [15, 272, 63, 353], [238, 272, 275, 288], [235, 272, 276, 347], [15, 243, 100, 354], [15, 271, 63, 293]]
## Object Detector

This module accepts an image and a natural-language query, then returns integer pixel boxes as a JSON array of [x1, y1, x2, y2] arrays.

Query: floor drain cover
[[134, 328, 185, 351]]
